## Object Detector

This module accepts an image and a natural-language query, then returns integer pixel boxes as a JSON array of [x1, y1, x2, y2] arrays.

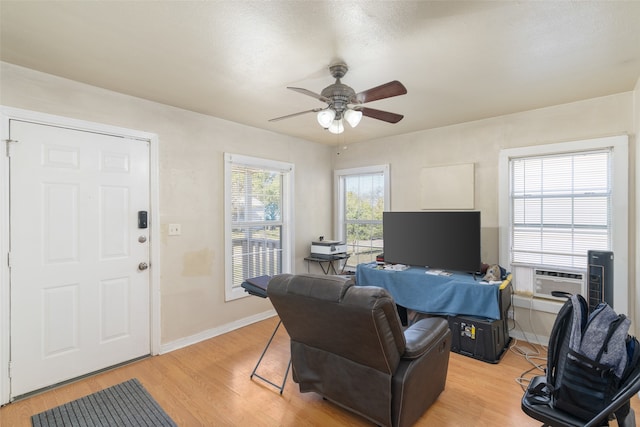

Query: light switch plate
[[168, 223, 181, 236]]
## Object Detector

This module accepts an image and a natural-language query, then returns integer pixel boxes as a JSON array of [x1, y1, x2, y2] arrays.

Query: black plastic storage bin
[[448, 315, 510, 363]]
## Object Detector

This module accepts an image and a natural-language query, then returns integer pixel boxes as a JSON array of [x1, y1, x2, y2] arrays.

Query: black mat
[[31, 378, 177, 427]]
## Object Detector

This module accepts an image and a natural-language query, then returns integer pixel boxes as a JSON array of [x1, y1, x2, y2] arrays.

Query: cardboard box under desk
[[448, 315, 510, 363]]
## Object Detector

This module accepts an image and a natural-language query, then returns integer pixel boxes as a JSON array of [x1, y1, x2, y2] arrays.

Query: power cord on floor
[[509, 299, 549, 391]]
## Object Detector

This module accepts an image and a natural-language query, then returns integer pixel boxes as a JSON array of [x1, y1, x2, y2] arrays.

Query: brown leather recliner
[[267, 273, 451, 427]]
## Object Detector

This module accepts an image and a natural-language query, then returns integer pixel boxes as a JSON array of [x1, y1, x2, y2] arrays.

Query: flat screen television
[[382, 211, 481, 273]]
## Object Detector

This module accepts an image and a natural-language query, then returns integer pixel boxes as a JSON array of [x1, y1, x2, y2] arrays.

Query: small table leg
[[250, 320, 291, 394]]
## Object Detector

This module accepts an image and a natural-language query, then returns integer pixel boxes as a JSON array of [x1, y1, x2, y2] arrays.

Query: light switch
[[168, 224, 181, 236]]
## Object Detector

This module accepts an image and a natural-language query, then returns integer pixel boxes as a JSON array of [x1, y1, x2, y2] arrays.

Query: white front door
[[9, 120, 151, 397]]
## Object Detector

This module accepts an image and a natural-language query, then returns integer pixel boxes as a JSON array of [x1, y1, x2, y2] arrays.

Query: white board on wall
[[420, 163, 475, 209]]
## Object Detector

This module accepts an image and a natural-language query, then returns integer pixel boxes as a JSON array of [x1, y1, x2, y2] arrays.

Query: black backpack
[[544, 294, 639, 421]]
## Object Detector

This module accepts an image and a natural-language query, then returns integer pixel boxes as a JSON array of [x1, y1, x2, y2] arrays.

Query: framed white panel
[[100, 277, 130, 342], [100, 186, 129, 259], [43, 284, 78, 357], [420, 163, 474, 210], [101, 152, 130, 173], [42, 145, 79, 169], [44, 183, 79, 264]]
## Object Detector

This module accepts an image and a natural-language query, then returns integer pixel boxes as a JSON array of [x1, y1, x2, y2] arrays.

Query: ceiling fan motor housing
[[329, 62, 349, 79], [322, 85, 356, 118]]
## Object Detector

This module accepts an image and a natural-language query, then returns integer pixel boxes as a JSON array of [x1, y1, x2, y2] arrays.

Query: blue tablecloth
[[356, 263, 505, 319]]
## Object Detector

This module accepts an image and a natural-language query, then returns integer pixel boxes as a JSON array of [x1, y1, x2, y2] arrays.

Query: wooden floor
[[2, 316, 639, 426]]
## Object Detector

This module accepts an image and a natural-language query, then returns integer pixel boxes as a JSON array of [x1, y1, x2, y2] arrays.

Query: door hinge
[[8, 360, 12, 379], [7, 252, 12, 268], [4, 139, 18, 157]]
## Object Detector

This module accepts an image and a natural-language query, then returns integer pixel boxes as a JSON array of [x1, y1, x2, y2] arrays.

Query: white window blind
[[225, 153, 292, 300], [231, 164, 283, 285], [510, 149, 611, 269]]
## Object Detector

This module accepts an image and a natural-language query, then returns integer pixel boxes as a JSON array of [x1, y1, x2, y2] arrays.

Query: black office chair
[[521, 363, 640, 427]]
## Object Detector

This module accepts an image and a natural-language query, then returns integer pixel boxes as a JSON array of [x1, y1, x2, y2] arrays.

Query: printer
[[310, 240, 347, 259]]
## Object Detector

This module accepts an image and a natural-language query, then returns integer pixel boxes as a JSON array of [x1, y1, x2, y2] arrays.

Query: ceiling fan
[[269, 62, 407, 134]]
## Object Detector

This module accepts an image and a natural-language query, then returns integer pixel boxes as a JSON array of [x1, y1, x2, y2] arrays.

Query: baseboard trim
[[508, 329, 549, 347], [159, 309, 277, 354]]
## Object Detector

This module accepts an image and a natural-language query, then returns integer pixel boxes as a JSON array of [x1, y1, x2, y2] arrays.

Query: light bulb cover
[[317, 109, 336, 128], [344, 109, 363, 128], [328, 119, 344, 134]]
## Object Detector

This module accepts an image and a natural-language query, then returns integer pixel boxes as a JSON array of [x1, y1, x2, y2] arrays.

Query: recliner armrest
[[403, 317, 450, 359]]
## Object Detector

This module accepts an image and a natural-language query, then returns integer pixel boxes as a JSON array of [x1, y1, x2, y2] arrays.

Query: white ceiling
[[1, 1, 640, 145]]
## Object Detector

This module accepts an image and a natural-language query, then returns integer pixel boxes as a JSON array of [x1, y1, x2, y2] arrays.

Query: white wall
[[0, 62, 334, 347], [2, 60, 637, 347], [635, 76, 640, 338], [333, 91, 638, 341]]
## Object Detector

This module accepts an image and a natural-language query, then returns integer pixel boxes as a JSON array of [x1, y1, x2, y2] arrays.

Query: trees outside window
[[335, 165, 389, 268]]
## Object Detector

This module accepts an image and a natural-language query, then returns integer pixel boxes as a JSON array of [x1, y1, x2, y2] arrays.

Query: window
[[499, 135, 628, 310], [510, 150, 611, 269], [335, 165, 389, 268], [224, 153, 293, 301]]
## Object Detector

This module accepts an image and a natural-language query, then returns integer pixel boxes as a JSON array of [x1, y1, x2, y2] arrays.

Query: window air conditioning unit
[[534, 268, 586, 300]]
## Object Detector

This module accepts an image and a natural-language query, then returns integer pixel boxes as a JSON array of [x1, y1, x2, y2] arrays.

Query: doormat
[[31, 378, 177, 427]]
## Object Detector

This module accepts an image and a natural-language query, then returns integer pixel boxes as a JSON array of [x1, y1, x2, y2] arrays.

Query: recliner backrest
[[267, 274, 406, 374]]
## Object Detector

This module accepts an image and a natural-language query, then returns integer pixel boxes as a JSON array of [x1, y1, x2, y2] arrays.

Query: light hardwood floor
[[1, 316, 638, 426]]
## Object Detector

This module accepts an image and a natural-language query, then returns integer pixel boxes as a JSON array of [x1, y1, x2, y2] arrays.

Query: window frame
[[499, 135, 628, 311], [224, 153, 294, 301], [334, 164, 390, 268]]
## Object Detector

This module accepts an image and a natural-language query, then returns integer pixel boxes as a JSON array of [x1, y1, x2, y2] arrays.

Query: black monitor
[[382, 211, 481, 273]]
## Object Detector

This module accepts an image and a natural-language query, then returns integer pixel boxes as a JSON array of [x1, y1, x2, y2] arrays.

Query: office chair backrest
[[546, 294, 638, 421], [546, 294, 588, 393]]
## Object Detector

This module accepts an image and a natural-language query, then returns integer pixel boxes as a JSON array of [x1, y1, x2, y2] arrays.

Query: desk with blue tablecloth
[[355, 263, 511, 320]]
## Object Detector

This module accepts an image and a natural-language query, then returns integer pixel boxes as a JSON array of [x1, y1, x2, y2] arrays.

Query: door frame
[[0, 106, 161, 404]]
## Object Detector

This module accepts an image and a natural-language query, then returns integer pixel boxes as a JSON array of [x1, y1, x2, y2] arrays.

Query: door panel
[[9, 120, 150, 397], [43, 284, 78, 356]]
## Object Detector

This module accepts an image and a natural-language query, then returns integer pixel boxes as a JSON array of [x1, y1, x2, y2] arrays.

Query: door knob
[[138, 262, 149, 271]]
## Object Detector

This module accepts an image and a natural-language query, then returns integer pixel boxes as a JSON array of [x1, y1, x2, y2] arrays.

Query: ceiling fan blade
[[287, 87, 331, 103], [355, 81, 407, 104], [269, 108, 322, 122], [359, 107, 404, 124]]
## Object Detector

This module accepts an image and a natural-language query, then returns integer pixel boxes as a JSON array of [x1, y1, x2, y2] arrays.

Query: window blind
[[230, 164, 283, 288], [510, 149, 611, 269]]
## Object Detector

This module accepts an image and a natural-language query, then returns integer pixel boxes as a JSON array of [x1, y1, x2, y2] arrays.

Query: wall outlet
[[507, 310, 514, 320]]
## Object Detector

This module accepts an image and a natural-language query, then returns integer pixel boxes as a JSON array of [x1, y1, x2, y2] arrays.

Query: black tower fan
[[587, 250, 614, 313]]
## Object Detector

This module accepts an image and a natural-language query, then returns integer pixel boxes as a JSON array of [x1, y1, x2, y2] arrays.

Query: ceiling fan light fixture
[[344, 109, 363, 128], [270, 62, 407, 132], [328, 119, 344, 134], [316, 109, 336, 128]]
